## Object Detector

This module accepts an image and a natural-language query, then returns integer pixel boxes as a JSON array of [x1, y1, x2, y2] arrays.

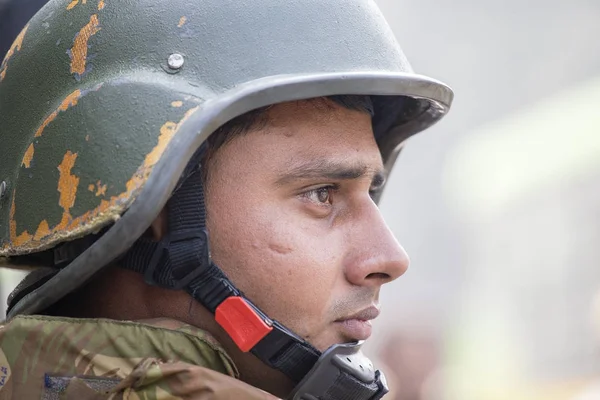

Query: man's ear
[[149, 207, 168, 241]]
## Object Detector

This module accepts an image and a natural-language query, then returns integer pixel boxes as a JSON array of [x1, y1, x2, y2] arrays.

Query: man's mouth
[[334, 319, 373, 341], [334, 305, 380, 341]]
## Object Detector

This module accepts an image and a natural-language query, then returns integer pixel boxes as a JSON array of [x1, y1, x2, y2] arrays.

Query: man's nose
[[343, 201, 410, 288]]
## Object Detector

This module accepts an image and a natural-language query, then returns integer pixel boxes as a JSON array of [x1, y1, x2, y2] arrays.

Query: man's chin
[[312, 321, 373, 351]]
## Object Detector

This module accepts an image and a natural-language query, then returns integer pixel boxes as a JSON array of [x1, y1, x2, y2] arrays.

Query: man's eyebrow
[[275, 159, 386, 188]]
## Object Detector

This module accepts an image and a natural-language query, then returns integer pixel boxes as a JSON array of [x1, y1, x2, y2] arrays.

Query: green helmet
[[0, 0, 452, 397]]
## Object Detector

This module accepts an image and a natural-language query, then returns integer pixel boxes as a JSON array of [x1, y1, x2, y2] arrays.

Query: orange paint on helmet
[[70, 15, 101, 76], [22, 144, 35, 168], [0, 24, 29, 82]]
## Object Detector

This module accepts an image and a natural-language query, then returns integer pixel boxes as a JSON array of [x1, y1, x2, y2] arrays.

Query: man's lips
[[334, 305, 380, 341]]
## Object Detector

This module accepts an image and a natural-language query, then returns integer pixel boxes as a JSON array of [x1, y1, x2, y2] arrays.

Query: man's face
[[205, 99, 409, 351]]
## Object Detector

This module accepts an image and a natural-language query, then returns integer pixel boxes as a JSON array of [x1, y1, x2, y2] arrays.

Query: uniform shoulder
[[0, 315, 244, 399]]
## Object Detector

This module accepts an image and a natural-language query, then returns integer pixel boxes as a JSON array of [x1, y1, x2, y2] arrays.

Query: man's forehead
[[259, 104, 383, 182], [212, 97, 383, 179], [262, 98, 373, 131]]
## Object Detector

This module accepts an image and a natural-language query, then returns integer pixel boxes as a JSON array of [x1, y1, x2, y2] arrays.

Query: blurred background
[[1, 0, 599, 399]]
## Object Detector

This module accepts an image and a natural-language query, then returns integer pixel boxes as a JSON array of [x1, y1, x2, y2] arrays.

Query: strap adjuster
[[215, 296, 273, 352]]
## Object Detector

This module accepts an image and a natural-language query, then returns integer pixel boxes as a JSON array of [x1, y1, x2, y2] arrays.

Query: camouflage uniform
[[0, 316, 278, 399]]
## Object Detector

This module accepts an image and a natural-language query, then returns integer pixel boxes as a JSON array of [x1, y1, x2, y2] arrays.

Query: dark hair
[[202, 95, 374, 171]]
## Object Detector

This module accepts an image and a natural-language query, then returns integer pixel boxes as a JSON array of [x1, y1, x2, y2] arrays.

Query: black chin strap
[[120, 168, 388, 399]]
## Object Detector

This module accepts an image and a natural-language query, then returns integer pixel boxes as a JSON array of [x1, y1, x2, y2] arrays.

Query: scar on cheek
[[268, 241, 293, 255]]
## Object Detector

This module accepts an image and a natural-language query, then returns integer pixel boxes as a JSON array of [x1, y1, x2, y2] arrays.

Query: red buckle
[[215, 297, 273, 352]]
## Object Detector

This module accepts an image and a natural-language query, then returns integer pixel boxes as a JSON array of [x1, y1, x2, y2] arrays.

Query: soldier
[[0, 0, 453, 398]]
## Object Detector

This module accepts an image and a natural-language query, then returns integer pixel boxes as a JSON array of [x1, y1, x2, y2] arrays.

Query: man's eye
[[304, 186, 334, 205]]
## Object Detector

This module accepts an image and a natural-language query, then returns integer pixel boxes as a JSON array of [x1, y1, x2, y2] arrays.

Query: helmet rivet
[[167, 53, 184, 70]]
